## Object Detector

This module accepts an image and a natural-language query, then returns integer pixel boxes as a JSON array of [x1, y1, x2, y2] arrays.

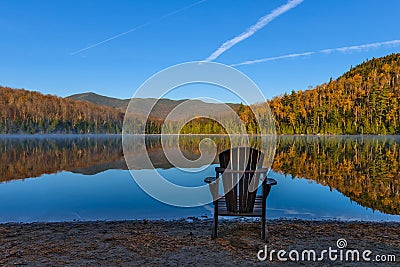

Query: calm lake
[[0, 135, 399, 223]]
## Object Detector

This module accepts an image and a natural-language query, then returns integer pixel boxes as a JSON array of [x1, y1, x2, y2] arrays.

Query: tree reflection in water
[[0, 135, 399, 215]]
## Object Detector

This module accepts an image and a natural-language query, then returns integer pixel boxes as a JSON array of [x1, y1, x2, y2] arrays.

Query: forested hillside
[[269, 53, 400, 134], [2, 53, 400, 134], [0, 87, 124, 134]]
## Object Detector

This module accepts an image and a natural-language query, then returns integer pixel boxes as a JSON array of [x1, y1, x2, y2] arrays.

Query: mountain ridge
[[68, 92, 130, 109], [68, 92, 242, 120]]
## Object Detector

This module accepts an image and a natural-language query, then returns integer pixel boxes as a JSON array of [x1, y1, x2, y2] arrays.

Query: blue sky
[[1, 0, 400, 102]]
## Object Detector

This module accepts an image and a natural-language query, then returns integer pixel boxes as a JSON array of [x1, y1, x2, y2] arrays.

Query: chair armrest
[[215, 167, 225, 174], [266, 178, 277, 186], [204, 176, 217, 184]]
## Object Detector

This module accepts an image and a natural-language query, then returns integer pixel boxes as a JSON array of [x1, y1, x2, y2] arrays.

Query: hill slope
[[68, 92, 129, 109], [0, 87, 124, 134], [269, 53, 400, 134]]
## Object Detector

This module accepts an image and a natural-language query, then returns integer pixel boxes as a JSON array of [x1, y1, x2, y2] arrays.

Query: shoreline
[[1, 218, 399, 266], [1, 133, 400, 137], [2, 216, 400, 225]]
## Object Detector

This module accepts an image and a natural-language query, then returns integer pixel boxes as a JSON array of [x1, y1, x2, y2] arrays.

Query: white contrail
[[320, 39, 400, 53], [231, 51, 315, 66], [203, 0, 304, 62], [70, 0, 207, 55], [231, 39, 400, 66]]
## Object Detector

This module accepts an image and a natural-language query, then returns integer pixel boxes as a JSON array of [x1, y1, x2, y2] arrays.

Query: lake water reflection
[[0, 135, 399, 222]]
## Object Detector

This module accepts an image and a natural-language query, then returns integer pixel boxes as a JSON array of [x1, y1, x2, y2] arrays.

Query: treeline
[[2, 53, 400, 135], [144, 54, 400, 135], [269, 53, 400, 134], [0, 87, 124, 134], [138, 103, 275, 135], [0, 86, 267, 135]]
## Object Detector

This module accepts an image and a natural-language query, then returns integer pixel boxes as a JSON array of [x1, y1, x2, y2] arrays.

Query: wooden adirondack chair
[[204, 147, 277, 241]]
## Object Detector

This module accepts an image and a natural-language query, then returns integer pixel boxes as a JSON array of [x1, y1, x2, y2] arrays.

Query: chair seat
[[216, 195, 265, 217], [218, 210, 263, 217], [212, 178, 277, 217]]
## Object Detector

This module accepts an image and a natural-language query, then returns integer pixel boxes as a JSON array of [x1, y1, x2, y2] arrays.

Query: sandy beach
[[0, 219, 399, 266]]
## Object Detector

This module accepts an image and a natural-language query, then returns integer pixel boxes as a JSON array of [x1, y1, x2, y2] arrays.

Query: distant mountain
[[68, 92, 241, 120], [68, 92, 130, 109]]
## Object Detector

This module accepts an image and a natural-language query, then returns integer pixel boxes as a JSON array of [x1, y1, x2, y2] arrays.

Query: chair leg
[[212, 216, 218, 238], [212, 202, 218, 238], [261, 183, 266, 241], [261, 214, 266, 240]]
